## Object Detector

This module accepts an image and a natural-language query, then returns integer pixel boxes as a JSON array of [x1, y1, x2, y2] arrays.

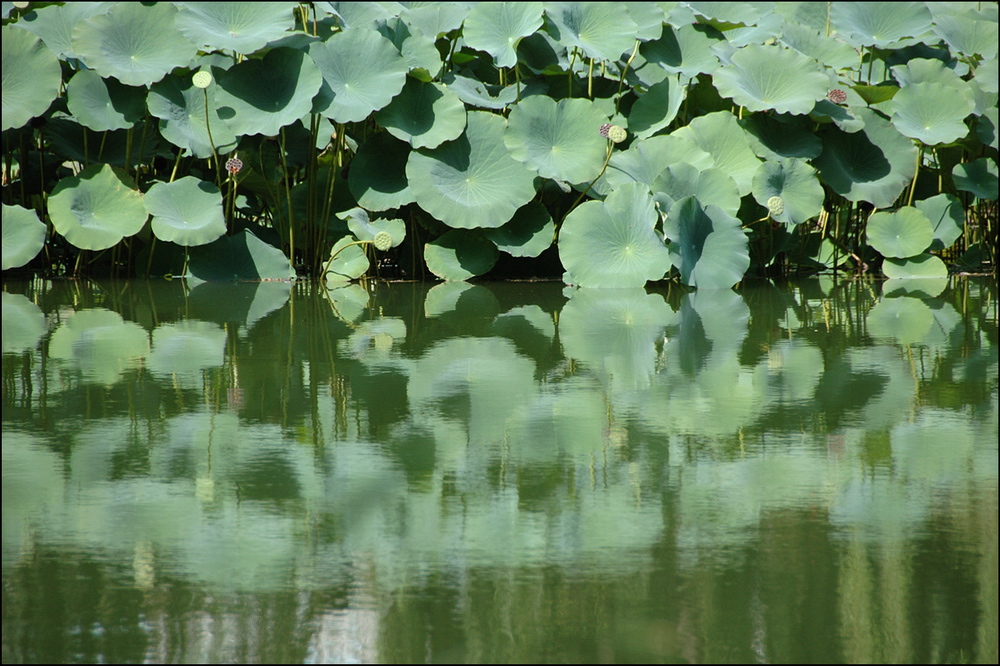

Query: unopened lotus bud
[[373, 231, 393, 251], [767, 195, 784, 217]]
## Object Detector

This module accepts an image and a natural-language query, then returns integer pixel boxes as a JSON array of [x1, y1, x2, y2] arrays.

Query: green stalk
[[615, 40, 641, 116], [279, 128, 296, 274], [557, 142, 614, 230], [906, 145, 923, 206], [202, 88, 222, 190]]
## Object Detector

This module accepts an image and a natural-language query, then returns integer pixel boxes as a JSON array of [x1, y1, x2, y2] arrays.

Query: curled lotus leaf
[[149, 73, 238, 158], [2, 26, 62, 131], [375, 78, 466, 149], [713, 44, 829, 115], [2, 204, 47, 270], [424, 230, 499, 281], [882, 254, 949, 280], [463, 1, 543, 68], [652, 163, 741, 219], [484, 202, 554, 258], [751, 158, 825, 227], [664, 196, 750, 290], [952, 158, 998, 200], [915, 194, 964, 251], [672, 111, 761, 196], [348, 133, 415, 211], [66, 69, 147, 132]]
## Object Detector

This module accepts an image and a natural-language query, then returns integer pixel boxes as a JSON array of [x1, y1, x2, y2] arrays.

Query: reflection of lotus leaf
[[147, 321, 227, 389], [1, 292, 47, 353], [48, 309, 150, 386], [340, 318, 407, 366], [866, 296, 935, 345]]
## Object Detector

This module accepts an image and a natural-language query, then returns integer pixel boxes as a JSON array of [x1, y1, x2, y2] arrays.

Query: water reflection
[[2, 277, 997, 663]]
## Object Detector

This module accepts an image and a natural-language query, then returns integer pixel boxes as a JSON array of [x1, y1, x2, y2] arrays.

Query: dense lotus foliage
[[1, 2, 997, 287]]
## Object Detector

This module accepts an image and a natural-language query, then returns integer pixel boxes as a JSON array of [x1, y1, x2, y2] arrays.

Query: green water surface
[[2, 277, 997, 663]]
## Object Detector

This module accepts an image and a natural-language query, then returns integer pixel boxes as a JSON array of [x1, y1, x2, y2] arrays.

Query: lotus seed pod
[[827, 88, 847, 104], [607, 125, 627, 144], [373, 231, 393, 251], [192, 71, 213, 88], [225, 156, 243, 174], [767, 195, 784, 217], [599, 123, 612, 138]]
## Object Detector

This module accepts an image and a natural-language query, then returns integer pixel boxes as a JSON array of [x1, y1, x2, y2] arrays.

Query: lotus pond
[[2, 276, 997, 663]]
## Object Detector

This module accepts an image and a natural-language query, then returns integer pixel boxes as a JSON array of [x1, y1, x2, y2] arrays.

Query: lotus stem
[[615, 40, 641, 116], [558, 142, 614, 230], [321, 232, 393, 279], [279, 127, 295, 273], [906, 146, 922, 207]]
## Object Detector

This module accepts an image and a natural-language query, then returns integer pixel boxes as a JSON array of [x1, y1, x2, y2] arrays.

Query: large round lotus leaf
[[741, 113, 822, 161], [348, 133, 415, 211], [375, 78, 466, 149], [2, 204, 47, 270], [324, 235, 370, 284], [400, 3, 469, 39], [214, 48, 322, 136], [952, 158, 998, 200], [882, 254, 949, 280], [65, 69, 146, 132], [664, 196, 750, 289], [628, 76, 686, 139], [504, 96, 609, 183], [543, 2, 639, 63], [424, 230, 499, 281], [144, 177, 227, 247], [337, 207, 406, 248], [778, 20, 859, 72], [640, 23, 725, 79], [813, 107, 917, 208], [891, 82, 974, 145], [48, 164, 147, 251], [830, 2, 933, 49], [148, 73, 239, 158], [751, 158, 824, 227], [175, 2, 296, 54], [713, 45, 829, 115], [376, 18, 443, 82], [48, 309, 149, 386], [187, 230, 295, 280], [930, 7, 998, 61], [1, 26, 62, 131], [309, 28, 408, 123], [14, 2, 114, 59], [672, 111, 760, 196], [463, 2, 543, 68], [891, 58, 972, 92], [596, 134, 713, 196], [71, 2, 198, 86], [652, 163, 740, 218], [866, 207, 934, 258], [915, 193, 964, 251], [406, 111, 537, 229], [559, 182, 671, 289], [1, 292, 46, 353], [866, 296, 935, 345], [484, 202, 554, 258]]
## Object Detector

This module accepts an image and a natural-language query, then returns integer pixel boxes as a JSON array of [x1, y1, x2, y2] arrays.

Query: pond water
[[2, 276, 997, 664]]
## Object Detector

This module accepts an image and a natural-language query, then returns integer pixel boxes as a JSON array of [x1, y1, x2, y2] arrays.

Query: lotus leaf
[[652, 163, 741, 219], [309, 28, 408, 123], [640, 23, 725, 79], [325, 283, 370, 323], [317, 1, 401, 29], [778, 19, 859, 71], [48, 164, 147, 252], [65, 69, 146, 132], [375, 78, 466, 149], [376, 18, 443, 81], [424, 230, 499, 281], [628, 76, 686, 139], [596, 134, 712, 196], [623, 2, 666, 41], [504, 96, 609, 183], [323, 236, 370, 284], [144, 177, 227, 247], [559, 182, 671, 289], [443, 72, 528, 110], [399, 2, 469, 39], [830, 2, 934, 49], [2, 205, 47, 270], [71, 2, 198, 86], [13, 2, 114, 59], [952, 158, 999, 200], [685, 1, 770, 26], [1, 292, 46, 353], [665, 196, 750, 289], [187, 230, 295, 281], [915, 194, 964, 251], [215, 47, 322, 136], [866, 207, 934, 258], [882, 254, 949, 280], [714, 44, 829, 115], [976, 107, 998, 150], [463, 2, 543, 68], [406, 111, 536, 230], [484, 202, 554, 258], [741, 113, 822, 161], [175, 2, 296, 54], [891, 82, 974, 145], [1, 26, 62, 131], [348, 133, 415, 211], [148, 73, 239, 158], [672, 111, 761, 196], [751, 159, 825, 227], [930, 6, 999, 60], [544, 2, 639, 63], [337, 207, 406, 249]]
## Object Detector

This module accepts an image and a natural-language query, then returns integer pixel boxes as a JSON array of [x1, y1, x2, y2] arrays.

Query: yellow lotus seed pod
[[767, 195, 784, 217], [607, 125, 627, 144], [192, 71, 213, 89], [373, 231, 393, 251]]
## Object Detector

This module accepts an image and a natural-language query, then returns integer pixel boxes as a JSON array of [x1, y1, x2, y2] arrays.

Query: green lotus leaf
[[337, 207, 406, 249], [778, 19, 859, 72], [672, 111, 761, 196], [424, 229, 499, 281], [751, 158, 825, 227], [310, 28, 408, 123], [976, 107, 998, 150], [640, 23, 725, 79], [443, 71, 529, 110], [866, 295, 936, 345], [915, 193, 964, 251], [830, 2, 933, 49], [628, 75, 686, 139], [144, 177, 227, 247], [882, 254, 949, 280], [685, 1, 770, 25], [713, 44, 829, 115], [665, 196, 750, 289], [48, 164, 147, 251], [400, 2, 469, 39], [866, 207, 934, 258], [891, 82, 974, 145], [348, 133, 415, 211], [45, 117, 159, 167], [952, 157, 998, 200], [2, 205, 47, 270], [891, 58, 972, 91], [71, 2, 198, 86], [376, 18, 443, 81], [148, 72, 239, 158], [14, 2, 114, 59], [406, 111, 537, 229], [850, 84, 899, 106], [624, 2, 666, 41], [814, 107, 917, 208], [375, 78, 466, 149], [463, 2, 543, 68], [1, 292, 46, 353], [882, 276, 948, 299], [324, 235, 370, 284], [317, 2, 401, 29], [504, 96, 609, 182], [175, 2, 296, 54], [544, 1, 639, 62], [652, 164, 740, 218], [929, 6, 998, 61], [188, 229, 295, 281], [1, 26, 62, 131], [215, 47, 322, 136], [596, 134, 713, 196], [741, 113, 822, 161], [484, 202, 554, 258], [147, 321, 227, 389], [48, 309, 150, 386], [559, 182, 671, 289], [65, 69, 146, 132]]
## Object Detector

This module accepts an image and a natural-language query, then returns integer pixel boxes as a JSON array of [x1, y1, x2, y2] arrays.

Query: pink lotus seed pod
[[827, 89, 847, 104], [599, 123, 613, 138], [225, 156, 243, 174]]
